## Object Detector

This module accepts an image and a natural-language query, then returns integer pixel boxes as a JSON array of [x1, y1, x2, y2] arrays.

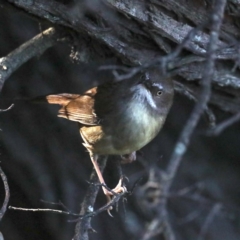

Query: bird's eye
[[156, 90, 163, 97]]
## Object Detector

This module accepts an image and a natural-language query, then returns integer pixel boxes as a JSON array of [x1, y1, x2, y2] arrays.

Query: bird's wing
[[46, 88, 100, 125], [45, 81, 121, 125]]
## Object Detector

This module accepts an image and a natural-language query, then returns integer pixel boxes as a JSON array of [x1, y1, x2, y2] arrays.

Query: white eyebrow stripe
[[152, 82, 163, 89]]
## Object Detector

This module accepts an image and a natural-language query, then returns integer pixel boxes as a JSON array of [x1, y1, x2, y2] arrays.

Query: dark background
[[0, 5, 240, 240]]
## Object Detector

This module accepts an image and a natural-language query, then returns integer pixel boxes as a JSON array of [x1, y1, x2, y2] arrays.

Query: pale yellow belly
[[80, 104, 165, 155]]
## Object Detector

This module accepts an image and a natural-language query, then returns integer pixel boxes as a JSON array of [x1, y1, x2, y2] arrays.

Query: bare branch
[[163, 216, 176, 240], [9, 187, 127, 220], [174, 81, 216, 127], [73, 156, 108, 240], [0, 27, 66, 92], [70, 190, 126, 222], [141, 0, 228, 238], [141, 218, 164, 240], [164, 0, 227, 193], [9, 206, 80, 216], [207, 112, 240, 136], [197, 203, 222, 240], [0, 166, 10, 221]]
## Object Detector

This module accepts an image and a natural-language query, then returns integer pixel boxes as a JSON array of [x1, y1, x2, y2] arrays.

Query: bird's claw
[[102, 178, 127, 216]]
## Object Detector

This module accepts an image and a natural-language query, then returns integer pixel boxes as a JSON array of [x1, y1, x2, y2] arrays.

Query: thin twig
[[0, 166, 10, 221], [197, 203, 222, 240], [163, 216, 175, 240], [40, 199, 70, 211], [9, 157, 112, 239], [9, 189, 127, 220], [172, 182, 204, 197], [99, 22, 207, 81], [9, 206, 80, 216], [207, 112, 240, 136], [0, 27, 67, 92], [0, 104, 14, 112], [142, 218, 164, 240], [174, 81, 216, 127], [177, 209, 202, 225]]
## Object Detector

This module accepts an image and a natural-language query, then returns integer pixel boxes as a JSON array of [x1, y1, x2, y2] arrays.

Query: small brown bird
[[35, 68, 174, 202]]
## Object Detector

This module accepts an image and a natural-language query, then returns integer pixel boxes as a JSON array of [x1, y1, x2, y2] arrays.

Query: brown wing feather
[[45, 88, 99, 125], [42, 81, 120, 125]]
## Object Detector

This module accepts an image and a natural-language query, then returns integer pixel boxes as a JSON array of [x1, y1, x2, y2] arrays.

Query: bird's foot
[[102, 178, 127, 216]]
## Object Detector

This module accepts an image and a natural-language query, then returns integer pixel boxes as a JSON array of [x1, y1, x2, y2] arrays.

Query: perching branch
[[73, 156, 107, 240]]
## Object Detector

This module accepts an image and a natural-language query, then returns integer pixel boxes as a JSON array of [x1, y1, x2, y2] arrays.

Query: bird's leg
[[89, 154, 126, 203]]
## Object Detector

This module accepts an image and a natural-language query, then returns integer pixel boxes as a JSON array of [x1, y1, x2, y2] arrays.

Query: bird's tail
[[31, 93, 80, 106]]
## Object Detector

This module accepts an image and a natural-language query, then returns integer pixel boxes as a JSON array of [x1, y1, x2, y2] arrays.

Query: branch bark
[[73, 156, 108, 240], [2, 0, 239, 113]]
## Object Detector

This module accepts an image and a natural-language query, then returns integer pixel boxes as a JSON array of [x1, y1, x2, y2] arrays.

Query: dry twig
[[0, 166, 10, 221], [0, 27, 66, 92]]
